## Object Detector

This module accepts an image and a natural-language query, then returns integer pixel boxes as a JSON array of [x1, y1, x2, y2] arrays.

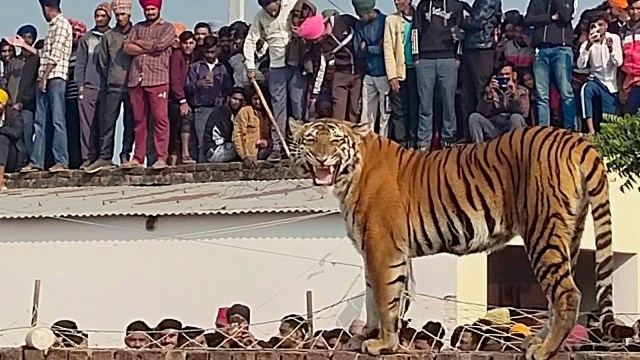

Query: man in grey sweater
[[75, 2, 111, 169], [85, 0, 134, 173]]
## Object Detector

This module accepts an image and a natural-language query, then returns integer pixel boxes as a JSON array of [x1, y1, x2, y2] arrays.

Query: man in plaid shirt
[[20, 0, 72, 173], [122, 0, 175, 170]]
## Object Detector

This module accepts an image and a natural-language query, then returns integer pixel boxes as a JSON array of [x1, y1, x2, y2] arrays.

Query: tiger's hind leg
[[360, 234, 409, 356], [524, 218, 582, 360]]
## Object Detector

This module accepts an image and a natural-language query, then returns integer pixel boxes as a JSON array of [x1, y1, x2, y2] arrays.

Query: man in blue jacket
[[353, 0, 389, 137], [524, 0, 577, 130], [460, 0, 502, 141]]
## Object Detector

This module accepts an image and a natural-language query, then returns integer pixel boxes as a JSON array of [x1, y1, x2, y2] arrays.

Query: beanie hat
[[351, 0, 376, 14], [111, 0, 132, 14], [139, 0, 162, 9], [17, 25, 38, 39], [95, 2, 112, 17], [227, 304, 251, 323], [0, 89, 9, 106], [297, 14, 326, 41]]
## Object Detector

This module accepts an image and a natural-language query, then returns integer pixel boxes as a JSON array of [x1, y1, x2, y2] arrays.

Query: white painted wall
[[0, 213, 459, 347]]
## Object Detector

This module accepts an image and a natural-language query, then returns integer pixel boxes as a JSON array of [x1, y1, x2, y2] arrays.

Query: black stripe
[[388, 297, 401, 306], [445, 177, 475, 241], [549, 268, 571, 300], [477, 187, 496, 236], [585, 162, 599, 184], [387, 275, 407, 286], [390, 260, 407, 268], [417, 205, 434, 250]]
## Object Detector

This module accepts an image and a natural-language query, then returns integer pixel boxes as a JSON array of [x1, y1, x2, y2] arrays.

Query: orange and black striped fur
[[289, 119, 635, 360]]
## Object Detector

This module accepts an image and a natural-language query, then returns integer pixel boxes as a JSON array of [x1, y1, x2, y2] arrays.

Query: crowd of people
[[43, 306, 640, 352], [0, 0, 639, 192]]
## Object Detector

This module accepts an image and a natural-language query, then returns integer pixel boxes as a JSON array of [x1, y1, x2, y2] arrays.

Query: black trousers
[[389, 67, 419, 148], [460, 49, 495, 141], [0, 135, 24, 172], [98, 88, 134, 162]]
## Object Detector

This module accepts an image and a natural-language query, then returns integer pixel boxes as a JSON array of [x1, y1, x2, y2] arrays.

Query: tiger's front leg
[[359, 233, 409, 356], [343, 271, 380, 351]]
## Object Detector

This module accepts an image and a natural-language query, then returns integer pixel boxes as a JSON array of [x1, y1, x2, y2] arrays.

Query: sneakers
[[121, 159, 143, 169], [151, 159, 167, 170], [84, 160, 114, 174], [267, 148, 282, 162], [80, 160, 91, 170]]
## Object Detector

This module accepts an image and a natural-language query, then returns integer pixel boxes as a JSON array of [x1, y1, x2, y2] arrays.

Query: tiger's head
[[290, 118, 371, 187]]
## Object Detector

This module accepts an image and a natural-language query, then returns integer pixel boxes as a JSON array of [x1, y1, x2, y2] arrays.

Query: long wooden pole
[[306, 290, 314, 336], [31, 279, 41, 327], [250, 79, 292, 158]]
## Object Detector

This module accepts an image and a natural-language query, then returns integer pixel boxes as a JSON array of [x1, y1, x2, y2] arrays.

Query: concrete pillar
[[229, 0, 245, 23]]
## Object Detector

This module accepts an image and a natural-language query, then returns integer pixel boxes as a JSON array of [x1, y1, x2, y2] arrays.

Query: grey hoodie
[[75, 28, 109, 90]]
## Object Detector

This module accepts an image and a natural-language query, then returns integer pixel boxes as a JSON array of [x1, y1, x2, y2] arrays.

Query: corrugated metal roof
[[0, 180, 341, 219]]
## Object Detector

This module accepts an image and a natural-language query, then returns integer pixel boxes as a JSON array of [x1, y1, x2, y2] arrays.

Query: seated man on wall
[[203, 87, 245, 163], [468, 63, 529, 143]]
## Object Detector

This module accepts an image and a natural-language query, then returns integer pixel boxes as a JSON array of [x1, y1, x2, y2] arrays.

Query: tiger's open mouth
[[310, 162, 341, 186]]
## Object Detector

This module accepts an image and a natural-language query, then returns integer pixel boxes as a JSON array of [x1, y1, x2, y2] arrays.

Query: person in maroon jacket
[[168, 30, 196, 165]]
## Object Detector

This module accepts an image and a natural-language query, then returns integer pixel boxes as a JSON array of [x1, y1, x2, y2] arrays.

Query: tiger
[[289, 119, 635, 360]]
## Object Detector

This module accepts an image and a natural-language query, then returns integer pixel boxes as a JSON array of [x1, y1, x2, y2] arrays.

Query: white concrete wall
[[0, 213, 459, 347]]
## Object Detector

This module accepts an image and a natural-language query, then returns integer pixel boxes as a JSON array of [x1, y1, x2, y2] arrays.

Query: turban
[[0, 89, 9, 106], [509, 323, 532, 337], [95, 2, 112, 17], [139, 0, 162, 9], [174, 22, 186, 37], [111, 0, 132, 14], [564, 324, 589, 349], [609, 0, 628, 9], [67, 19, 87, 37], [298, 14, 326, 41], [17, 25, 38, 39], [227, 304, 251, 323], [352, 0, 376, 14]]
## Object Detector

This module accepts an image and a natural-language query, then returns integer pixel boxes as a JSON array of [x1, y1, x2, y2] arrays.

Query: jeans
[[361, 75, 391, 137], [468, 113, 527, 143], [31, 78, 68, 169], [269, 66, 308, 149], [389, 67, 419, 148], [580, 79, 617, 119], [21, 109, 34, 157], [533, 46, 577, 130], [416, 58, 458, 147]]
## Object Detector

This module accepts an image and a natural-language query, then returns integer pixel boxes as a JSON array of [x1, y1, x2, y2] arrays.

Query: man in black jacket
[[524, 0, 577, 130], [411, 0, 464, 150], [203, 87, 245, 163], [0, 89, 26, 191], [3, 25, 39, 158], [460, 0, 502, 140]]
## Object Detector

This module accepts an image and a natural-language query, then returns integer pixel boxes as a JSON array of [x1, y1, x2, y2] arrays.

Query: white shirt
[[577, 32, 623, 93], [243, 0, 294, 70]]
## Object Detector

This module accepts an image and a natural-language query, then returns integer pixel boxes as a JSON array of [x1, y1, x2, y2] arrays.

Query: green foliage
[[592, 113, 640, 193]]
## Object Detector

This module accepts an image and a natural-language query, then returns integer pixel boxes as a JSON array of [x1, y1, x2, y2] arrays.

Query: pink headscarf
[[297, 14, 325, 41], [215, 307, 229, 327]]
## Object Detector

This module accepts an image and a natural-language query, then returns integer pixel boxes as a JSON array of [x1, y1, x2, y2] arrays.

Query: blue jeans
[[533, 46, 577, 130], [415, 58, 458, 147], [269, 66, 308, 149], [31, 78, 68, 169]]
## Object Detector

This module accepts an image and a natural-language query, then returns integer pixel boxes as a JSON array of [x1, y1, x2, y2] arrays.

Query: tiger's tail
[[583, 144, 635, 340]]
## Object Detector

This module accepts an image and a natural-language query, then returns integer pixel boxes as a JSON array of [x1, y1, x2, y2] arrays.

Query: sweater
[[75, 28, 109, 90], [98, 24, 133, 90]]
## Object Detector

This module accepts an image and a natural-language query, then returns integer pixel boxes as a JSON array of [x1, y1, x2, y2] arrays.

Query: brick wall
[[4, 161, 309, 189], [0, 348, 636, 360]]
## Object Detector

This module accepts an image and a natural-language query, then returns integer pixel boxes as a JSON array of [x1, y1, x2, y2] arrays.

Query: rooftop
[[0, 179, 340, 220]]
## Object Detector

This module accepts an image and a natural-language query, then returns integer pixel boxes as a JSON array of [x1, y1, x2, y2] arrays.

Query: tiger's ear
[[289, 118, 306, 141], [350, 121, 371, 138]]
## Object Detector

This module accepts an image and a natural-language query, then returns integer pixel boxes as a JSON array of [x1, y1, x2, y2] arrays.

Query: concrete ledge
[[1, 348, 639, 360], [4, 161, 309, 189]]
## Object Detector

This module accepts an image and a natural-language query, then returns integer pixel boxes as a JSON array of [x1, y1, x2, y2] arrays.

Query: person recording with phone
[[577, 13, 623, 135], [468, 63, 529, 143]]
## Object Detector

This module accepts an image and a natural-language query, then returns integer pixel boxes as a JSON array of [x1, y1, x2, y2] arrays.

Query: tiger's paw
[[362, 338, 399, 356], [525, 343, 553, 360], [521, 334, 543, 350]]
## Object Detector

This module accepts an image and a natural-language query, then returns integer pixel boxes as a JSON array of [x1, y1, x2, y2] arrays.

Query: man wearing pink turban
[[121, 0, 175, 170], [298, 12, 364, 123]]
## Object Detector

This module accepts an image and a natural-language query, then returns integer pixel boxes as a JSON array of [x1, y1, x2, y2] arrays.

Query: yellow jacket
[[383, 11, 408, 82], [232, 106, 271, 159]]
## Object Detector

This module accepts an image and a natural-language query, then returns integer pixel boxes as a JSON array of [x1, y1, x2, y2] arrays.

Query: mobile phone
[[497, 76, 509, 89]]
